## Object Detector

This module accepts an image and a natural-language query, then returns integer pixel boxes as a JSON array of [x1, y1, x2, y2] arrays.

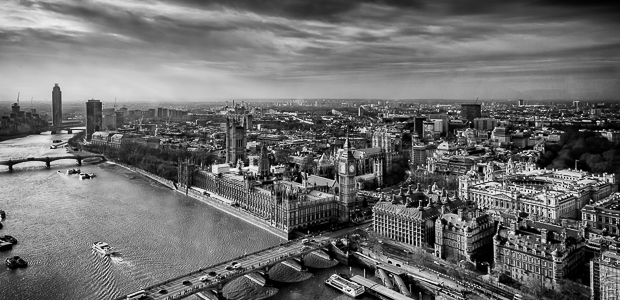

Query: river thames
[[0, 133, 390, 300]]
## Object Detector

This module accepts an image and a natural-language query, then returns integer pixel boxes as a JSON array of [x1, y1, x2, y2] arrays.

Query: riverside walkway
[[115, 239, 331, 300]]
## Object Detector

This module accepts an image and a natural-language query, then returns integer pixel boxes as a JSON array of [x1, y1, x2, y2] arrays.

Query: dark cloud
[[163, 0, 429, 21], [165, 0, 620, 22]]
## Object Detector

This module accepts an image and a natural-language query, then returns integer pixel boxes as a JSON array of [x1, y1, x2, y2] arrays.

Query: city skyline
[[0, 0, 619, 102]]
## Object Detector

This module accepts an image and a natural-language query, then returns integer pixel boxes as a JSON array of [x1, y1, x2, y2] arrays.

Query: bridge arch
[[0, 155, 105, 171]]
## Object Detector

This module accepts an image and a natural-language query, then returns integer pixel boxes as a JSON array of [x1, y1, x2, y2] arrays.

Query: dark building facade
[[461, 104, 482, 124], [224, 115, 248, 165], [85, 99, 102, 141], [52, 84, 62, 127]]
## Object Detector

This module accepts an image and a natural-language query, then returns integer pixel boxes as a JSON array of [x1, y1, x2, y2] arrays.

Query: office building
[[411, 144, 427, 167], [85, 99, 102, 140], [591, 250, 620, 300], [434, 205, 495, 262], [460, 169, 616, 221], [373, 185, 465, 248], [461, 104, 482, 124], [52, 84, 62, 127], [582, 193, 620, 237], [473, 118, 498, 131], [493, 219, 586, 289], [102, 108, 117, 131]]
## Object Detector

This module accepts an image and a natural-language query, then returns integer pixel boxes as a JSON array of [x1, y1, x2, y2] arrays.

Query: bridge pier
[[76, 156, 82, 166], [263, 266, 270, 282], [67, 129, 72, 134], [50, 130, 57, 134], [216, 283, 225, 300], [45, 157, 51, 169], [8, 164, 13, 172]]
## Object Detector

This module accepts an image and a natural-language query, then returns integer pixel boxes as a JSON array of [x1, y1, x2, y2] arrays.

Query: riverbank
[[110, 161, 177, 190], [0, 132, 40, 142], [177, 185, 289, 241], [65, 148, 177, 190]]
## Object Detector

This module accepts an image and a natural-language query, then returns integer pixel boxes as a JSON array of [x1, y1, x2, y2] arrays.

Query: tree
[[521, 276, 546, 300], [299, 155, 316, 173], [274, 148, 293, 165]]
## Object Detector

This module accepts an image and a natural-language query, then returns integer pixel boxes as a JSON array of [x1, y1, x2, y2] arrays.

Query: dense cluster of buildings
[[11, 88, 619, 299], [177, 134, 365, 237], [0, 102, 48, 136]]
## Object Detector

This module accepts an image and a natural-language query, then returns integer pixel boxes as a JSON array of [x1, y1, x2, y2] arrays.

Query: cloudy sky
[[1, 0, 619, 102]]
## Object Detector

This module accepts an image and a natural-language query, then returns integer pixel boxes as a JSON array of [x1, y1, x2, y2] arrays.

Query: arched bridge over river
[[0, 155, 105, 171], [115, 238, 333, 300]]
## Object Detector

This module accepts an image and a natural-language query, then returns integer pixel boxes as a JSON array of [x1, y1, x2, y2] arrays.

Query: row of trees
[[539, 128, 620, 178], [82, 138, 217, 181]]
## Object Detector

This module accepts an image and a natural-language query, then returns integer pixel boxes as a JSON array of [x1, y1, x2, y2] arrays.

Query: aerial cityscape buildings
[[5, 94, 620, 300], [85, 99, 102, 140], [51, 84, 62, 127]]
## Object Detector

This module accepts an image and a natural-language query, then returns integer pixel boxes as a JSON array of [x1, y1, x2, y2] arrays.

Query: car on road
[[199, 276, 210, 282], [208, 271, 217, 276], [158, 289, 168, 294], [182, 280, 192, 286]]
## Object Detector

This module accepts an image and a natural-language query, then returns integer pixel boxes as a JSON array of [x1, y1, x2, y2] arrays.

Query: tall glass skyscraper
[[85, 99, 102, 140], [52, 84, 62, 127]]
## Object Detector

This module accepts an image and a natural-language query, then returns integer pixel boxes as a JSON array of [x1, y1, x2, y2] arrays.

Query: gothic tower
[[339, 135, 357, 223], [225, 116, 247, 165], [258, 144, 271, 180]]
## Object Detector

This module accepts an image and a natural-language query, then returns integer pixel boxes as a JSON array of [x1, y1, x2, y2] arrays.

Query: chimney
[[541, 228, 548, 243]]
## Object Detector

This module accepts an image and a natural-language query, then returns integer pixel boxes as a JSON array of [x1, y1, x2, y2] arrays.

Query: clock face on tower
[[340, 164, 346, 174], [349, 164, 355, 173]]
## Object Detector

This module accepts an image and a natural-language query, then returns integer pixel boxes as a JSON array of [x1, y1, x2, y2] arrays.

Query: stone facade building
[[591, 250, 620, 300], [176, 136, 364, 237], [373, 185, 465, 248], [460, 169, 616, 221], [493, 219, 586, 289], [582, 193, 620, 237], [434, 205, 495, 263]]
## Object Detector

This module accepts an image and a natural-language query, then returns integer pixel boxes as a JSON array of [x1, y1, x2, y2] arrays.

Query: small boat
[[92, 241, 114, 255], [324, 274, 365, 298], [0, 209, 5, 219], [67, 168, 81, 175], [0, 222, 3, 229], [79, 173, 94, 180], [0, 235, 17, 245], [5, 256, 28, 269], [52, 139, 62, 143], [0, 239, 12, 250]]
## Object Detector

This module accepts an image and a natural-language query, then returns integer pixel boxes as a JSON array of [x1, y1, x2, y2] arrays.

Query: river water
[[0, 133, 426, 300]]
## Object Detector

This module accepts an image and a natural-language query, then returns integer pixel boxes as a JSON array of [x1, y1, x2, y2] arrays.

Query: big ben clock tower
[[339, 135, 356, 223]]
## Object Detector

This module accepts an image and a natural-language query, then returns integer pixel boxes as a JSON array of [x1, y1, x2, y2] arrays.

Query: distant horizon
[[1, 0, 619, 102], [0, 97, 618, 107]]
